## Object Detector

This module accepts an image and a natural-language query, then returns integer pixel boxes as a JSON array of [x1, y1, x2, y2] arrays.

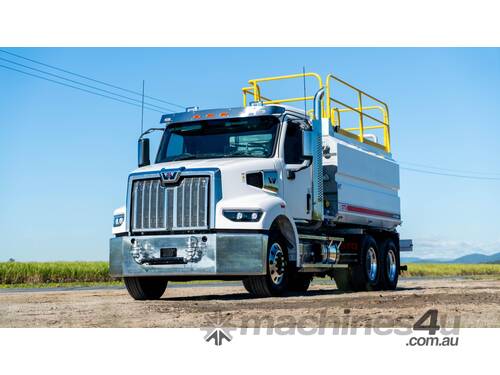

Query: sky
[[0, 48, 499, 261]]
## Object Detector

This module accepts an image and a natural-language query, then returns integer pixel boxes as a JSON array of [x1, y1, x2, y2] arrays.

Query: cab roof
[[160, 104, 308, 125]]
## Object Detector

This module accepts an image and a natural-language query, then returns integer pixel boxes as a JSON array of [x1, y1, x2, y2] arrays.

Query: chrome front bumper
[[109, 232, 268, 277]]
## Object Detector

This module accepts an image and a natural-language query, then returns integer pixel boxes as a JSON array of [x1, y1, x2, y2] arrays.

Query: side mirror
[[138, 138, 150, 167], [285, 129, 313, 179], [302, 130, 313, 160]]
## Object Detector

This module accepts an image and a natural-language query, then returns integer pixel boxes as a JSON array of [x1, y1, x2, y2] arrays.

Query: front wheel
[[124, 277, 168, 300], [243, 234, 289, 297]]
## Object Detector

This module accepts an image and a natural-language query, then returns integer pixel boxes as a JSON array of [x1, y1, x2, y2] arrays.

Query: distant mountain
[[400, 257, 447, 263], [401, 252, 500, 264], [452, 252, 500, 264]]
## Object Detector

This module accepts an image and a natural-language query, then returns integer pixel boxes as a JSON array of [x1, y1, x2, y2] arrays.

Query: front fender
[[263, 212, 299, 262], [215, 193, 287, 230], [215, 194, 299, 261]]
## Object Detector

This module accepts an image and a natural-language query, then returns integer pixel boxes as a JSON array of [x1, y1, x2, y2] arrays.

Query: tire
[[334, 235, 381, 292], [243, 233, 289, 297], [288, 273, 312, 293], [124, 277, 168, 300], [352, 235, 381, 291], [379, 238, 399, 290]]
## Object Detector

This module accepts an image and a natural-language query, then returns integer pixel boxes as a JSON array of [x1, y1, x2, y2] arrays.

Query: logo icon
[[160, 167, 184, 185], [263, 170, 279, 193], [200, 312, 235, 346]]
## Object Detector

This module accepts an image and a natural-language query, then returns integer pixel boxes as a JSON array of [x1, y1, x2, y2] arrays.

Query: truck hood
[[130, 158, 283, 218], [128, 157, 285, 231]]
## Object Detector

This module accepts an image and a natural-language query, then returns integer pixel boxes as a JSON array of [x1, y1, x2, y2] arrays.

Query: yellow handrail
[[326, 73, 391, 153], [241, 72, 391, 153], [242, 72, 323, 113], [242, 87, 273, 106], [333, 105, 388, 125]]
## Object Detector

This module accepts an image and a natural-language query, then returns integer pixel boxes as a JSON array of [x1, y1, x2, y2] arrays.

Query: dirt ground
[[0, 278, 499, 328]]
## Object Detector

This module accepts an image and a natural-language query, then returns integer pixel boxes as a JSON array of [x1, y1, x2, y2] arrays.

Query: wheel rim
[[387, 249, 397, 282], [268, 243, 286, 285], [365, 247, 378, 282]]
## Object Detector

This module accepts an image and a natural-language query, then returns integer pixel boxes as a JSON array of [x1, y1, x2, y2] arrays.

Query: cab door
[[281, 119, 312, 221]]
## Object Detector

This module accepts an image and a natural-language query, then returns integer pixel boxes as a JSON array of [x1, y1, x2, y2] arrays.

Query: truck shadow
[[161, 286, 423, 301]]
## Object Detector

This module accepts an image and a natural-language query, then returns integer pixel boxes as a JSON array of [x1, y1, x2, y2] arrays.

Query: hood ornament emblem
[[160, 167, 184, 185]]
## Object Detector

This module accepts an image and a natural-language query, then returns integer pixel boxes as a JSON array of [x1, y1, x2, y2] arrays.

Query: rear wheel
[[124, 277, 168, 300], [334, 235, 381, 291], [243, 234, 289, 297], [380, 239, 399, 290]]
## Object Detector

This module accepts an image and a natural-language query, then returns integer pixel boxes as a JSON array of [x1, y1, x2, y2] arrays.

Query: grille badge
[[160, 167, 184, 185]]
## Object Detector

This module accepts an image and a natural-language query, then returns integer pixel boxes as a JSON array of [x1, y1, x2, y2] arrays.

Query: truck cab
[[110, 72, 411, 300]]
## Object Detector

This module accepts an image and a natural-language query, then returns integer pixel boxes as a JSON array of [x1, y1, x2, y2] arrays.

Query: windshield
[[156, 116, 280, 163]]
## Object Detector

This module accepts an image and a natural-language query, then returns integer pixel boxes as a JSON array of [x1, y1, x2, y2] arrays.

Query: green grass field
[[0, 261, 111, 285], [401, 263, 500, 277], [0, 261, 499, 288]]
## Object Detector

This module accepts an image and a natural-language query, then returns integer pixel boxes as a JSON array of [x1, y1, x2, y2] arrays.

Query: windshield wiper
[[223, 151, 249, 158], [223, 150, 267, 158], [170, 151, 265, 161], [171, 153, 223, 161], [171, 153, 196, 161]]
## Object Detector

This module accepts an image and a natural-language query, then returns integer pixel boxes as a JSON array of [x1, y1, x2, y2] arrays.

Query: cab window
[[284, 121, 303, 164]]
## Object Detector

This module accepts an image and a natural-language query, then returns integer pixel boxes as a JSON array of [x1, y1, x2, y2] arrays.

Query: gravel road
[[1, 278, 499, 328]]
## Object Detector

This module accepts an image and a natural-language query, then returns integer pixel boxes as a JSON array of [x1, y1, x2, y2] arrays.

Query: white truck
[[110, 72, 412, 300]]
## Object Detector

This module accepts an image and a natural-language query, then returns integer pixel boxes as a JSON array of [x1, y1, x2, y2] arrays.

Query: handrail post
[[326, 76, 331, 121], [357, 92, 364, 143], [332, 108, 340, 127], [384, 105, 391, 152], [252, 81, 260, 101]]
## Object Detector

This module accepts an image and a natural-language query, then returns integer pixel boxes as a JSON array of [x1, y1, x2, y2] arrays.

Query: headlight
[[113, 214, 125, 227], [223, 210, 262, 222]]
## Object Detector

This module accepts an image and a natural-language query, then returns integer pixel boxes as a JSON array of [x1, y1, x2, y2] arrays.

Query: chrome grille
[[131, 176, 209, 231]]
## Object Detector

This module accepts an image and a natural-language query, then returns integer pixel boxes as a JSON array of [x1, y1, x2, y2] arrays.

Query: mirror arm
[[139, 127, 164, 140], [286, 158, 312, 179], [137, 127, 165, 168]]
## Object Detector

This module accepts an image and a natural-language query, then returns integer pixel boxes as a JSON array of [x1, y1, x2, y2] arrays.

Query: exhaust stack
[[311, 88, 325, 221]]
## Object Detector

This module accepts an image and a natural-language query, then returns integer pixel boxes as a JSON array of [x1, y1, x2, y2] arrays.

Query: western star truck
[[109, 72, 412, 300]]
